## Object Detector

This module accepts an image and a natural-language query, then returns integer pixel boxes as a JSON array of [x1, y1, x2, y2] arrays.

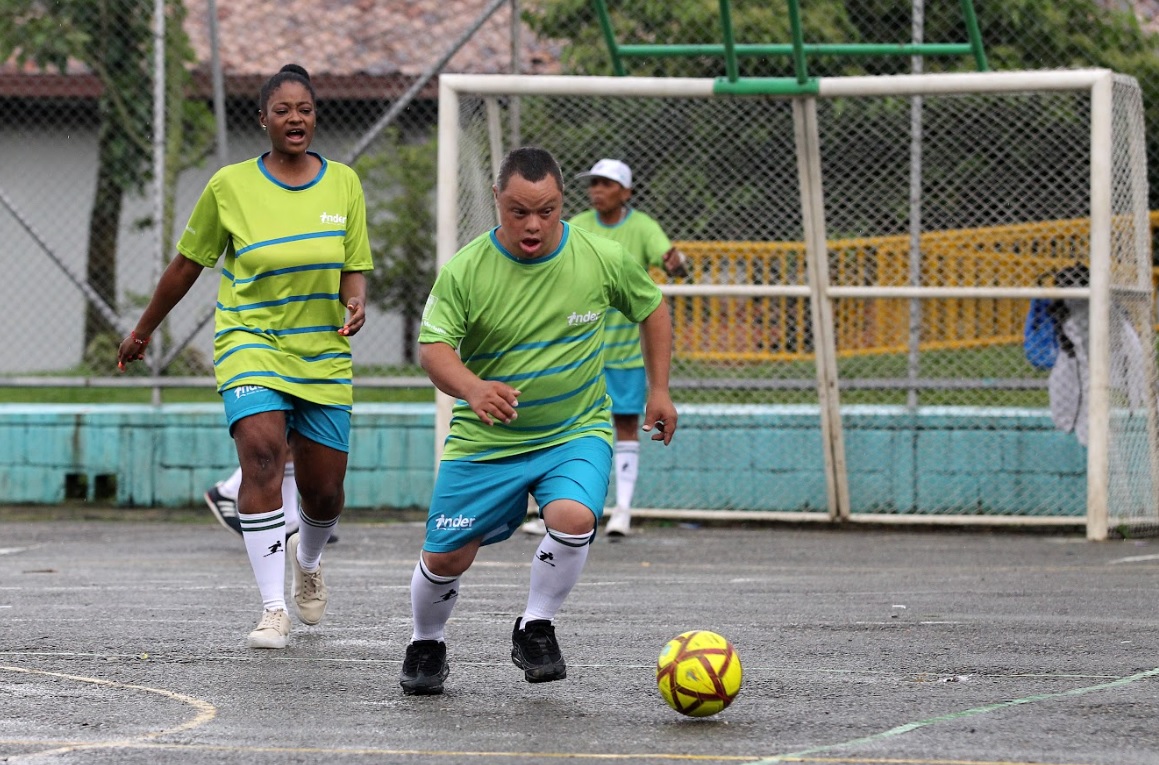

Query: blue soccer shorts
[[605, 366, 647, 416], [221, 385, 351, 453], [422, 436, 613, 553]]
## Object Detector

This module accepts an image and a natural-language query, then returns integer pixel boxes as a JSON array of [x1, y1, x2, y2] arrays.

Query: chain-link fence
[[3, 1, 1159, 527], [1, 0, 1156, 387], [444, 67, 1155, 533], [0, 0, 554, 385]]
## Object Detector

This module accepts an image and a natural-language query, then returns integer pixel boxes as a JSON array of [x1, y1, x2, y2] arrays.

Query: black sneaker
[[400, 640, 450, 695], [510, 617, 567, 683], [204, 485, 242, 537]]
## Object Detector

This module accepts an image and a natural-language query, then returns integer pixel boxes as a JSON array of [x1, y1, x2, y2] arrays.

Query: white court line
[[1108, 553, 1159, 564], [0, 665, 217, 760], [0, 547, 29, 555], [739, 666, 1159, 765]]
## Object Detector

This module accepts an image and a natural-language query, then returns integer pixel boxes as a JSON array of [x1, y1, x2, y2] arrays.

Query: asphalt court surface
[[2, 511, 1159, 764]]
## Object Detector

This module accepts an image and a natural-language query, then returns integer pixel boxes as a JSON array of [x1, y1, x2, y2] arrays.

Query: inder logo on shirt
[[567, 310, 601, 326], [319, 211, 347, 225]]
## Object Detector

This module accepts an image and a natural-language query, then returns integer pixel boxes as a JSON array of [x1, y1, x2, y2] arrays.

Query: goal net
[[436, 71, 1157, 539]]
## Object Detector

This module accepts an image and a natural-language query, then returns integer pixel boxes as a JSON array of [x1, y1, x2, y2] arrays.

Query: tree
[[354, 129, 437, 365], [0, 0, 212, 355], [525, 0, 1159, 205]]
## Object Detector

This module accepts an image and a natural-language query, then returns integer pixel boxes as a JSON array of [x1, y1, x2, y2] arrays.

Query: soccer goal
[[435, 69, 1158, 540]]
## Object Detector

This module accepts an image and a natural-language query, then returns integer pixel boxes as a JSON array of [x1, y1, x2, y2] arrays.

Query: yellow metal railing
[[663, 213, 1154, 363]]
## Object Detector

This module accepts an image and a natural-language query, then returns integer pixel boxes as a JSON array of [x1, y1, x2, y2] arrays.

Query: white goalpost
[[435, 70, 1158, 540]]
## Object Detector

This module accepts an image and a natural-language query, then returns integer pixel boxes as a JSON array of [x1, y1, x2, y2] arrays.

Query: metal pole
[[793, 98, 850, 522], [207, 0, 228, 168], [150, 0, 166, 404], [434, 78, 462, 463], [509, 0, 521, 147], [1085, 73, 1115, 540], [906, 0, 924, 411]]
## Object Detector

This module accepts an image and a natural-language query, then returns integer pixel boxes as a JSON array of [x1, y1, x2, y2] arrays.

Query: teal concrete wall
[[0, 404, 1087, 515]]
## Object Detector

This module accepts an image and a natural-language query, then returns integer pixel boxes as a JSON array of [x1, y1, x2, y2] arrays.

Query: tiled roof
[[1, 0, 562, 99], [1128, 0, 1159, 32], [182, 0, 561, 80]]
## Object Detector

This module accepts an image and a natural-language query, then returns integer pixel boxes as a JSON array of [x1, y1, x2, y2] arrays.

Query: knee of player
[[546, 528, 596, 547], [541, 501, 597, 537], [298, 482, 344, 515], [421, 547, 476, 578]]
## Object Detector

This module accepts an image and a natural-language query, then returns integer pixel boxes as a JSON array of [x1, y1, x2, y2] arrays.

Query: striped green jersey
[[420, 222, 663, 461], [569, 207, 671, 369], [176, 152, 373, 408]]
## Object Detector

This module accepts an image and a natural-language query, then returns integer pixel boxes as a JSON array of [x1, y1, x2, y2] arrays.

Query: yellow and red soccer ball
[[655, 630, 743, 717]]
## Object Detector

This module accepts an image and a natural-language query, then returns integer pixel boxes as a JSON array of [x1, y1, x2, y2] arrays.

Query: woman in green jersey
[[117, 64, 373, 650]]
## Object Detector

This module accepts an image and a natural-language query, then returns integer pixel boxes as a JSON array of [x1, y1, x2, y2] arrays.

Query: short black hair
[[496, 147, 563, 193], [259, 64, 315, 114]]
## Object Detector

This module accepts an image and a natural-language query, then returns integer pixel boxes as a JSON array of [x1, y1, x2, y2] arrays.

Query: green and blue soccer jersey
[[420, 222, 663, 461], [569, 208, 671, 370], [176, 152, 373, 408]]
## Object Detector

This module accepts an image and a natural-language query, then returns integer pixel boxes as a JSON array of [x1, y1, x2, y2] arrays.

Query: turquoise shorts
[[605, 366, 646, 416], [423, 436, 613, 553], [221, 385, 351, 453]]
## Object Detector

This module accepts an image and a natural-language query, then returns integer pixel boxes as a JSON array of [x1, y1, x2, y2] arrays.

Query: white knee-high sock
[[410, 557, 460, 642], [220, 466, 243, 499], [281, 461, 300, 535], [296, 509, 336, 572], [614, 440, 640, 511], [240, 508, 287, 612], [523, 530, 592, 624]]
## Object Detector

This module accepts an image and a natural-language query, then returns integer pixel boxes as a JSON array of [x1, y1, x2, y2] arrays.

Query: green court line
[[742, 666, 1159, 764]]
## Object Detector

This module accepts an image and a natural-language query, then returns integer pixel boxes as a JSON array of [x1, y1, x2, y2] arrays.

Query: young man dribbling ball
[[398, 147, 677, 695]]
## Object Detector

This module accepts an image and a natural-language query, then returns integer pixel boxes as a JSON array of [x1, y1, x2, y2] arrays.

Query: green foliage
[[354, 130, 438, 364], [1, 0, 214, 350], [527, 0, 1159, 207]]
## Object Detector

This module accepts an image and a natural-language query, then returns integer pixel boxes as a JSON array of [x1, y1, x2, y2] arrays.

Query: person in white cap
[[522, 158, 687, 538]]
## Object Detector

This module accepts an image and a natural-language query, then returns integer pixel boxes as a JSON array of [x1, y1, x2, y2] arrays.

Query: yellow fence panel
[[664, 214, 1145, 363]]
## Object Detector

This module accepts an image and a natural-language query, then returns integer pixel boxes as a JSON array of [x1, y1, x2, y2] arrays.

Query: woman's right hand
[[116, 331, 151, 372]]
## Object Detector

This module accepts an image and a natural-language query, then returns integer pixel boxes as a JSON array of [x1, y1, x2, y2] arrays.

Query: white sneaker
[[520, 517, 547, 535], [605, 509, 631, 537], [288, 532, 329, 625], [247, 609, 290, 649]]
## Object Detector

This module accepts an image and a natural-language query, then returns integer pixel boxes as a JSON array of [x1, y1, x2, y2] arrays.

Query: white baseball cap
[[575, 158, 632, 189]]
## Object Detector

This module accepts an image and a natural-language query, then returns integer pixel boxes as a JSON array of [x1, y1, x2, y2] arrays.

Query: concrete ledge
[[0, 403, 1086, 515]]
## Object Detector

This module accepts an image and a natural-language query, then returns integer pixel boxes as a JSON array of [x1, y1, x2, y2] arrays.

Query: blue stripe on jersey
[[214, 325, 339, 339], [463, 326, 599, 363], [258, 152, 329, 189], [487, 346, 602, 384], [236, 230, 345, 257], [214, 326, 270, 340], [215, 345, 349, 365], [446, 422, 613, 462], [602, 337, 640, 350], [514, 373, 602, 408], [216, 341, 276, 364], [489, 222, 571, 265], [218, 369, 352, 390], [217, 292, 340, 313], [487, 396, 608, 433], [301, 352, 352, 362], [228, 261, 346, 285], [452, 372, 600, 412]]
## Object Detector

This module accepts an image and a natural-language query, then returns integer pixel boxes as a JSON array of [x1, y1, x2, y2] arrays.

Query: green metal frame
[[592, 0, 989, 95]]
